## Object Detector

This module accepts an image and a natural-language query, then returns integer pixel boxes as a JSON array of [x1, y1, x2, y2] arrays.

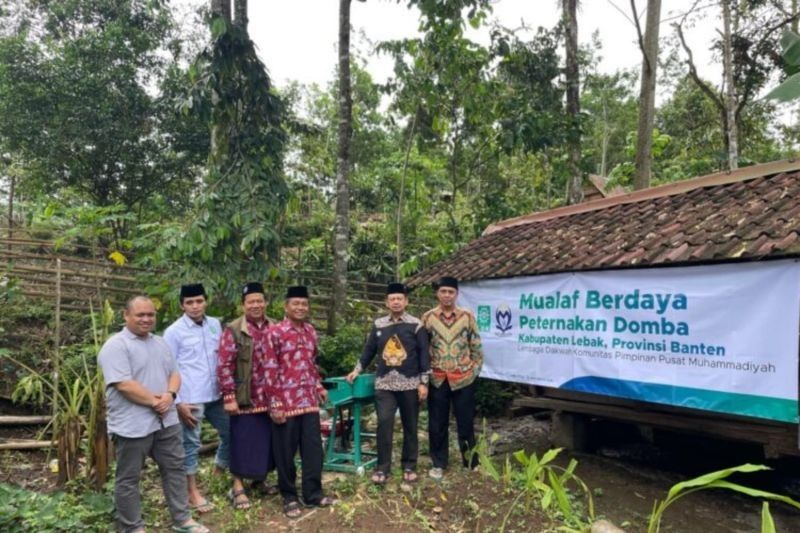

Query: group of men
[[98, 275, 483, 532]]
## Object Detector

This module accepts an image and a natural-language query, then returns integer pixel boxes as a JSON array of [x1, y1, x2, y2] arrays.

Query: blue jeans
[[181, 398, 230, 475]]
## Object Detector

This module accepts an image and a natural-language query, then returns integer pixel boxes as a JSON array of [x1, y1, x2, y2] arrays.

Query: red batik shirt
[[266, 318, 324, 418], [217, 317, 273, 413]]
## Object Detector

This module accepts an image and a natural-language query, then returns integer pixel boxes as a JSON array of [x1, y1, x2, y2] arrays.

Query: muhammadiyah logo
[[495, 304, 513, 333]]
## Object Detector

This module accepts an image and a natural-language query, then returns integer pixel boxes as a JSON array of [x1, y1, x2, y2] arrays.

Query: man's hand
[[345, 370, 359, 384], [152, 393, 173, 415], [417, 384, 428, 402], [223, 398, 240, 415], [318, 388, 328, 405], [177, 403, 199, 428], [270, 410, 286, 425]]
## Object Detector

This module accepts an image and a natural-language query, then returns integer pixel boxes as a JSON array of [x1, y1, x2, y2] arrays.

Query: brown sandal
[[403, 469, 417, 482], [371, 471, 387, 485]]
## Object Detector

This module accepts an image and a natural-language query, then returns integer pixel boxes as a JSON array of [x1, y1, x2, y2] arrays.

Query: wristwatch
[[168, 390, 177, 400]]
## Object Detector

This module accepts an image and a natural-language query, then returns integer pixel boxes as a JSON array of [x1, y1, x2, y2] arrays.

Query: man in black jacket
[[347, 282, 430, 484]]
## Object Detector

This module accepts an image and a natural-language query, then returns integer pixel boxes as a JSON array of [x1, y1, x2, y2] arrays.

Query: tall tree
[[721, 0, 738, 170], [161, 0, 288, 305], [0, 0, 194, 239], [673, 1, 795, 171], [632, 0, 662, 189], [563, 0, 583, 204], [329, 0, 354, 334]]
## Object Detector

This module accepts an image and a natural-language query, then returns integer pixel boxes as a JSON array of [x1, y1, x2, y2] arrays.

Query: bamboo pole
[[0, 439, 57, 450], [0, 415, 52, 425], [10, 273, 141, 294], [52, 258, 62, 426], [0, 262, 138, 282], [0, 250, 154, 272]]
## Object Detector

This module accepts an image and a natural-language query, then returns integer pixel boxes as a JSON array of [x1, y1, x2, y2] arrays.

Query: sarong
[[229, 412, 273, 479]]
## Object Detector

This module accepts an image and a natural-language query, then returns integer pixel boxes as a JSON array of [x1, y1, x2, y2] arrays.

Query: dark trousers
[[428, 380, 478, 469], [271, 412, 323, 505], [375, 388, 419, 474]]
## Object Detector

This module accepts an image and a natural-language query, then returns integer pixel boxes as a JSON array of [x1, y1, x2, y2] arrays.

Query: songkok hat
[[436, 276, 459, 290], [386, 282, 407, 295], [286, 285, 309, 299], [241, 282, 265, 301], [179, 283, 206, 300]]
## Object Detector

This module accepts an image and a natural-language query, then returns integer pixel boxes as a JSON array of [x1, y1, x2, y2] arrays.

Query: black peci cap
[[286, 285, 309, 299], [241, 282, 265, 301]]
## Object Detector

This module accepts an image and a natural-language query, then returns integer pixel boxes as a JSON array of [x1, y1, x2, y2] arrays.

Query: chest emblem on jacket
[[382, 335, 407, 367]]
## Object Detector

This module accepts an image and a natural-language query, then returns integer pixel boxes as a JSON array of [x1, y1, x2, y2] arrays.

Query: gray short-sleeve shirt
[[98, 327, 179, 438]]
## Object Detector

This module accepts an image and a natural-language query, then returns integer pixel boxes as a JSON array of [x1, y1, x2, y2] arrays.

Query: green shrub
[[0, 483, 114, 532], [317, 324, 367, 378], [475, 378, 516, 416]]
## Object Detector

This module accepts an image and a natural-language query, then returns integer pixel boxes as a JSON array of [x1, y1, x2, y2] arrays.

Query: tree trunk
[[329, 0, 353, 335], [600, 94, 609, 176], [210, 0, 231, 163], [633, 0, 662, 190], [395, 113, 417, 281], [721, 0, 738, 170], [233, 0, 248, 31], [211, 0, 231, 22], [563, 0, 583, 204]]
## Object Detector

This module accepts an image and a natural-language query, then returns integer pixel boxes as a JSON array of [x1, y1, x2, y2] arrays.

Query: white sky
[[240, 0, 720, 90]]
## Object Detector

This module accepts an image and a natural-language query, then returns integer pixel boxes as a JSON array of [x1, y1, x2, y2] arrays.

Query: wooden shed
[[410, 159, 800, 457]]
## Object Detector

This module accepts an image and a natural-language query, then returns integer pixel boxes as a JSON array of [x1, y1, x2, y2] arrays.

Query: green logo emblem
[[477, 305, 491, 332]]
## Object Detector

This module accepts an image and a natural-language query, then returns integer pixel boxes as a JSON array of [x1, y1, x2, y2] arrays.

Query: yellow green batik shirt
[[421, 306, 483, 390]]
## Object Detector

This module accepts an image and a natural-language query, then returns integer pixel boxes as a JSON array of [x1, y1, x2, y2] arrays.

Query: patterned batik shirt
[[217, 317, 273, 413], [267, 318, 324, 418], [355, 313, 430, 391], [421, 306, 483, 390]]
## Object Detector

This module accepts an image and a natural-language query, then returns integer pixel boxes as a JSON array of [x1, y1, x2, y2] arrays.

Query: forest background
[[1, 0, 799, 384]]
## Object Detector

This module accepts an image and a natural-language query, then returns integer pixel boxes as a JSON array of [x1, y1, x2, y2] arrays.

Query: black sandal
[[371, 471, 387, 485], [284, 500, 302, 519], [250, 480, 279, 496]]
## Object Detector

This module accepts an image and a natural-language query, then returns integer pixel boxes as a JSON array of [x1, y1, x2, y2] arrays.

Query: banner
[[460, 260, 800, 423]]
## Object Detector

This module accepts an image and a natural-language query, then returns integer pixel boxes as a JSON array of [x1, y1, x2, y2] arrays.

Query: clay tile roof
[[408, 159, 800, 287]]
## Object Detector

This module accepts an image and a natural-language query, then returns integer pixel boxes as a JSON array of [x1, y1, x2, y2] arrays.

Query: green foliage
[[761, 502, 776, 533], [765, 29, 800, 101], [0, 0, 196, 216], [472, 425, 594, 533], [0, 483, 113, 532], [646, 464, 800, 533], [3, 300, 114, 485], [318, 324, 367, 378], [157, 12, 288, 307], [474, 378, 515, 417]]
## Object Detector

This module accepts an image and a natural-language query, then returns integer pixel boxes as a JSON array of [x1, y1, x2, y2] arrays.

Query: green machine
[[321, 373, 377, 475]]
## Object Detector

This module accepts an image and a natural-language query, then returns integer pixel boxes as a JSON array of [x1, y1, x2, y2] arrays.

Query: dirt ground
[[484, 415, 800, 533], [2, 404, 800, 532]]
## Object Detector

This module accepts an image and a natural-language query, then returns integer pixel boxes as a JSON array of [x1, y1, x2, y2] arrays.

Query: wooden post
[[550, 410, 589, 451], [7, 174, 14, 250], [52, 258, 62, 422]]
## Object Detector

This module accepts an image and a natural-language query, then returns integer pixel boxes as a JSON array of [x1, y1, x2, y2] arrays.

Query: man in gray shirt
[[98, 295, 208, 533]]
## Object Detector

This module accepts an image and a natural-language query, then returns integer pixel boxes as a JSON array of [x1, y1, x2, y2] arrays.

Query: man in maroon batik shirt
[[267, 285, 337, 518]]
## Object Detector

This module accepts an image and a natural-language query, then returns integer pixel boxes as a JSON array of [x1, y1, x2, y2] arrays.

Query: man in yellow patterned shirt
[[421, 276, 483, 480]]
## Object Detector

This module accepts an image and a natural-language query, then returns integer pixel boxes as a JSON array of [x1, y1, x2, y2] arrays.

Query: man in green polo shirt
[[421, 276, 483, 481]]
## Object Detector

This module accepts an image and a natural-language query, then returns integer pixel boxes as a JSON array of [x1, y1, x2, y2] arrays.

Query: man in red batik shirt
[[267, 285, 337, 518]]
